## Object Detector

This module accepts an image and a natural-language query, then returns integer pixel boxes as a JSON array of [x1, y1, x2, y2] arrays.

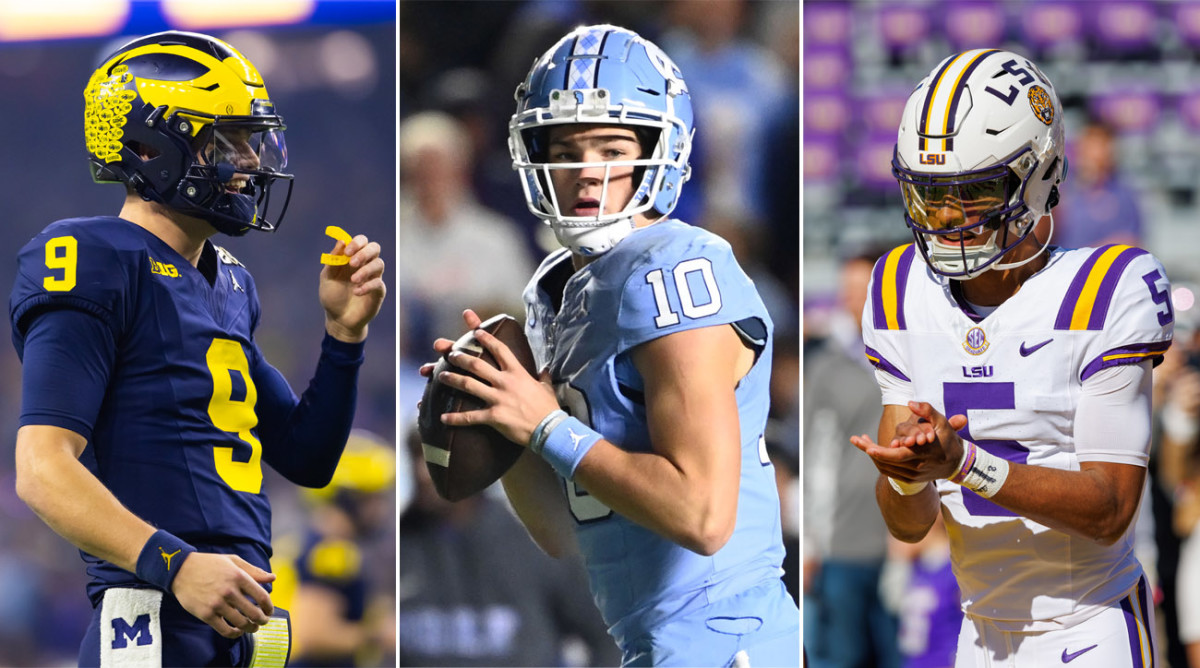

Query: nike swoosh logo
[[1061, 645, 1098, 663], [1020, 339, 1053, 356]]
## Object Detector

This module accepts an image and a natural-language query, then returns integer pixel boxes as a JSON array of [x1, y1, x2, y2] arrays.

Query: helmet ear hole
[[127, 140, 160, 161], [1046, 185, 1060, 211], [1041, 155, 1060, 181]]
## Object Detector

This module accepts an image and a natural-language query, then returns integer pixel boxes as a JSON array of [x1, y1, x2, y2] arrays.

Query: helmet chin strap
[[991, 211, 1053, 272], [933, 212, 1052, 280], [554, 216, 636, 256]]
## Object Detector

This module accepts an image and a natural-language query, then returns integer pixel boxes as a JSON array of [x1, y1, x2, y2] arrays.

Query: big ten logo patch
[[112, 614, 153, 649], [150, 257, 179, 278]]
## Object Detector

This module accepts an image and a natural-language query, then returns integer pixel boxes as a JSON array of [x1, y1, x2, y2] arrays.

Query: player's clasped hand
[[419, 309, 560, 446], [170, 552, 275, 639], [850, 401, 969, 483]]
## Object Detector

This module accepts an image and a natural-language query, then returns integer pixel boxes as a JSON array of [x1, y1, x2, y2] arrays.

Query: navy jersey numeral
[[943, 382, 1029, 517]]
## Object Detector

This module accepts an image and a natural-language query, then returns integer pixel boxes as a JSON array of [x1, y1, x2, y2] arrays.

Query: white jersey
[[862, 243, 1173, 631]]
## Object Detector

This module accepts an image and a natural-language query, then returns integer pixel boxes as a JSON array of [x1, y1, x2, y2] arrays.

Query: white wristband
[[951, 441, 1010, 499], [888, 477, 929, 496]]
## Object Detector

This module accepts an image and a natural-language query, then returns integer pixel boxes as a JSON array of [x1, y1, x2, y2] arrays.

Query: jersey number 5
[[207, 338, 264, 494]]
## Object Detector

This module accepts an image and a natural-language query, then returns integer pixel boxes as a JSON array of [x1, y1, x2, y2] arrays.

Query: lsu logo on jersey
[[149, 257, 179, 278]]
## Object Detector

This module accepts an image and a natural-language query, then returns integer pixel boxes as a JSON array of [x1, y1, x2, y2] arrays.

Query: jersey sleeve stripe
[[864, 345, 911, 382], [871, 244, 915, 331], [1080, 341, 1171, 381], [1055, 245, 1147, 331]]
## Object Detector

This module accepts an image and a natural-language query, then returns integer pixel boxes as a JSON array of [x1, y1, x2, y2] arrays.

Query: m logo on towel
[[112, 614, 153, 649]]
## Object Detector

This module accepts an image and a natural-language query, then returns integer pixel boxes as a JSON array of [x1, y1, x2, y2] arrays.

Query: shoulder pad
[[1054, 245, 1149, 331], [614, 224, 767, 348], [1055, 246, 1175, 380], [10, 219, 141, 336], [868, 244, 918, 332]]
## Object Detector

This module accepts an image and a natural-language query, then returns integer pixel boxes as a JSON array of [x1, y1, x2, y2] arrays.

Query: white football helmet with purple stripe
[[509, 24, 694, 256], [893, 49, 1066, 279]]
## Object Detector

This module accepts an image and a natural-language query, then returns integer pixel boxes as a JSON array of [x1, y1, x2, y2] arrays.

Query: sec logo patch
[[963, 326, 989, 355]]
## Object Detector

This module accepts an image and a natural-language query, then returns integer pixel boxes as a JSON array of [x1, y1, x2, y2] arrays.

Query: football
[[417, 314, 537, 501]]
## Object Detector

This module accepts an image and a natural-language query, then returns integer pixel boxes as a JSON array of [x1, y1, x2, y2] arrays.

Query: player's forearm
[[500, 449, 578, 558], [574, 440, 738, 556], [874, 474, 939, 543], [260, 335, 364, 487], [14, 425, 155, 573], [982, 462, 1143, 545]]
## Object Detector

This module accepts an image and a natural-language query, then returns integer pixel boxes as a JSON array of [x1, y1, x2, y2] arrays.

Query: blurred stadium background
[[0, 2, 396, 665], [397, 1, 799, 664], [804, 0, 1200, 304], [803, 2, 1200, 667]]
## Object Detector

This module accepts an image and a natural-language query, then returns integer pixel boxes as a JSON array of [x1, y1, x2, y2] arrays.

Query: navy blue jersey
[[10, 216, 354, 604]]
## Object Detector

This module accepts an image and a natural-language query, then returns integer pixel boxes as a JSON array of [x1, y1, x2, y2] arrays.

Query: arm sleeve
[[257, 334, 366, 487], [1074, 360, 1153, 466], [18, 308, 116, 441]]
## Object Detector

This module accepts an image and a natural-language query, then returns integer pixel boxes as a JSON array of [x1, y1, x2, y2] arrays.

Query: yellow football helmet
[[84, 30, 293, 235]]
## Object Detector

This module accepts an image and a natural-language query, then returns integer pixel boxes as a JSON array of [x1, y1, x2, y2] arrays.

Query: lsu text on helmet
[[509, 24, 694, 256], [84, 30, 293, 236], [893, 48, 1066, 279]]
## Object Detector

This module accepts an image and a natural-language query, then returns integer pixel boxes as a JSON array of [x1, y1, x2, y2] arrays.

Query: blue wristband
[[540, 416, 601, 480], [136, 530, 197, 592]]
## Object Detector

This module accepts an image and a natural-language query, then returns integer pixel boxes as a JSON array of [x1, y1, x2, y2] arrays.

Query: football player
[[850, 49, 1172, 666], [421, 24, 799, 667], [10, 31, 385, 666]]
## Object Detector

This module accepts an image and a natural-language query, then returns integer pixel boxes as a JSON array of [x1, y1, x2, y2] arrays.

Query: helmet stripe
[[568, 27, 605, 90], [918, 54, 962, 151], [919, 49, 1000, 152]]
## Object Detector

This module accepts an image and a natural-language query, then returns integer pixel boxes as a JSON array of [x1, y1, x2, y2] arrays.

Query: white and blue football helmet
[[893, 49, 1066, 279], [509, 24, 694, 256]]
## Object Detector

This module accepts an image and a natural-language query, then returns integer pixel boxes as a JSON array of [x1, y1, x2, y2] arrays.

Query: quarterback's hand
[[418, 310, 486, 379], [432, 310, 559, 446], [171, 552, 275, 639], [851, 401, 968, 482], [320, 234, 386, 343]]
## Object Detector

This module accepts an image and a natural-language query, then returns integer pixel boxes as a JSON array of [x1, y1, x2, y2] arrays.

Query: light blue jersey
[[523, 220, 797, 663]]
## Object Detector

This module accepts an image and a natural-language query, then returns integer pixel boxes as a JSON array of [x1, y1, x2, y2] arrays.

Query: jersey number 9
[[207, 338, 264, 494], [43, 236, 78, 292]]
